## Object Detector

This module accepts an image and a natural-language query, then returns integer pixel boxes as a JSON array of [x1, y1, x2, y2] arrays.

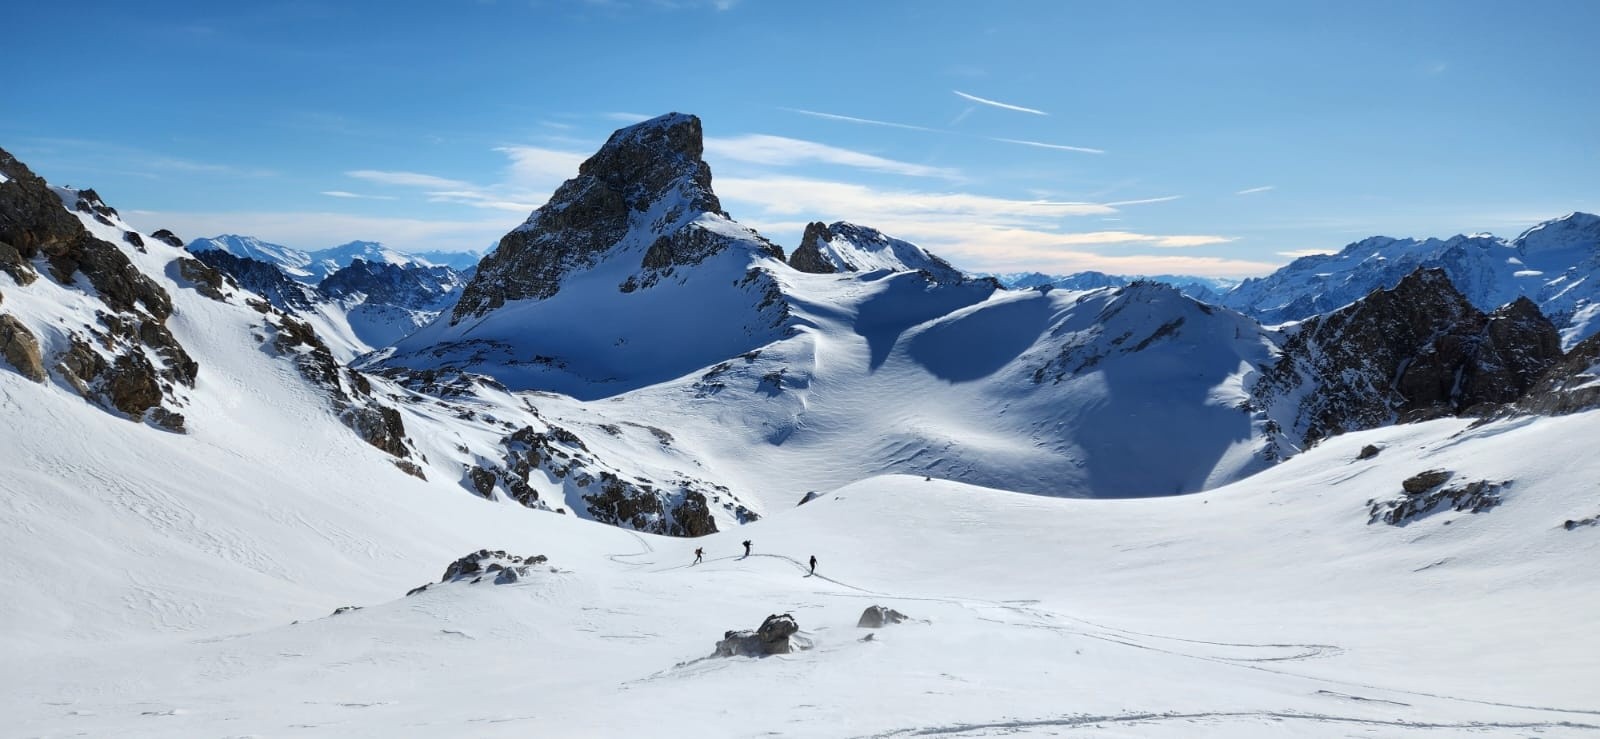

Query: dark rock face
[[857, 605, 909, 628], [1369, 477, 1507, 526], [0, 314, 46, 382], [715, 614, 802, 657], [318, 258, 464, 311], [172, 257, 228, 302], [1253, 269, 1564, 448], [789, 222, 840, 274], [1511, 330, 1600, 417], [1356, 444, 1381, 460], [453, 113, 758, 320], [192, 249, 318, 313]]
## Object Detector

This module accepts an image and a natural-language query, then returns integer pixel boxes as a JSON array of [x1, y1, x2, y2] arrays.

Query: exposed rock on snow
[[857, 605, 909, 628], [715, 613, 803, 657], [0, 313, 46, 382], [440, 550, 548, 583], [1509, 329, 1600, 417], [1252, 269, 1563, 449], [1369, 475, 1506, 526], [1357, 444, 1381, 460]]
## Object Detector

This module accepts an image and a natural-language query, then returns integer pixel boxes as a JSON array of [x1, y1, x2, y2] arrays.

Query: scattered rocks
[[857, 605, 909, 628], [440, 550, 548, 583], [1369, 478, 1507, 526], [330, 605, 363, 616], [1563, 516, 1597, 531], [715, 614, 803, 657]]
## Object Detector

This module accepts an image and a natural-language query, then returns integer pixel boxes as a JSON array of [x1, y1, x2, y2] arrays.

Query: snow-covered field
[[5, 380, 1598, 736]]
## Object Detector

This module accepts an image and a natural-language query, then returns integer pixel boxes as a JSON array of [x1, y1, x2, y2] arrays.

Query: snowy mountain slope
[[5, 405, 1597, 737], [188, 233, 319, 279], [788, 220, 967, 283], [1223, 213, 1600, 347]]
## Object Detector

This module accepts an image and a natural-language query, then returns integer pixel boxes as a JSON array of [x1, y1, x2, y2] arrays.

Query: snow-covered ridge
[[188, 234, 480, 284]]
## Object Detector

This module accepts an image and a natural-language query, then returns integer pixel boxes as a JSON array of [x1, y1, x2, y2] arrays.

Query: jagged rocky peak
[[1252, 268, 1564, 450], [786, 220, 963, 282], [452, 112, 782, 321]]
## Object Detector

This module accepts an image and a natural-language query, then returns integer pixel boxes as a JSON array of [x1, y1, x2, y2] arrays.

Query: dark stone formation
[[797, 491, 822, 506], [1564, 515, 1599, 531], [439, 550, 548, 582], [715, 614, 801, 657], [121, 230, 144, 251], [1356, 444, 1381, 460], [1510, 330, 1600, 417], [1402, 469, 1454, 494], [1253, 269, 1565, 447], [788, 221, 839, 274], [172, 257, 228, 302], [150, 229, 184, 248], [0, 314, 46, 382], [857, 605, 910, 628], [330, 606, 362, 616], [468, 465, 497, 498], [1369, 479, 1507, 526], [0, 239, 37, 286]]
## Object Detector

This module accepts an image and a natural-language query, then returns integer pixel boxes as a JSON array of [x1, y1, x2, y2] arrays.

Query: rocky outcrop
[[404, 550, 550, 596], [1, 147, 198, 427], [0, 314, 46, 382], [263, 312, 421, 466], [318, 258, 464, 311], [789, 222, 840, 274], [857, 606, 909, 628], [149, 229, 184, 248], [1369, 475, 1507, 526], [715, 614, 803, 657], [1510, 331, 1600, 417], [1253, 269, 1564, 448]]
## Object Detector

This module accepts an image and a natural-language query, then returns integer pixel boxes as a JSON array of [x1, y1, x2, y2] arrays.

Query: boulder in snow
[[857, 606, 909, 628], [715, 613, 802, 657]]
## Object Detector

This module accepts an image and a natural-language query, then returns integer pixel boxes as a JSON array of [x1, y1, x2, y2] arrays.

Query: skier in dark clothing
[[694, 547, 704, 564], [808, 555, 817, 575], [742, 540, 752, 557]]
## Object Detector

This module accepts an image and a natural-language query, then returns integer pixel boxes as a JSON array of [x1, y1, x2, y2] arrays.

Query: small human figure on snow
[[742, 540, 752, 557], [694, 547, 704, 564], [808, 555, 817, 575]]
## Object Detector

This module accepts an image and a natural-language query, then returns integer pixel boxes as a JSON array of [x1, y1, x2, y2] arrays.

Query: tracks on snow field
[[859, 710, 1600, 737]]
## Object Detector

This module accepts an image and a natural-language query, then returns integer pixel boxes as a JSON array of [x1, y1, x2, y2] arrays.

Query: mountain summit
[[451, 112, 780, 321]]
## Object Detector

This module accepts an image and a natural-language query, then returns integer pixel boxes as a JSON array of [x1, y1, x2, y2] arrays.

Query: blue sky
[[5, 0, 1597, 277]]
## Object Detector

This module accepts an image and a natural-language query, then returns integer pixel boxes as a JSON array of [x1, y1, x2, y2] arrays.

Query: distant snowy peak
[[187, 236, 469, 284], [451, 112, 783, 321], [788, 221, 964, 282], [1512, 212, 1600, 273], [189, 234, 316, 279], [409, 249, 484, 271], [984, 270, 1232, 302]]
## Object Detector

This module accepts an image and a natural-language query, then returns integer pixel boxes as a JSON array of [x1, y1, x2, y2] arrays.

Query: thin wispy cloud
[[990, 137, 1104, 155], [320, 190, 397, 200], [1236, 185, 1275, 195], [602, 112, 652, 123], [953, 90, 1048, 116], [782, 108, 935, 132], [346, 170, 471, 189], [1104, 195, 1182, 207], [705, 134, 959, 179]]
